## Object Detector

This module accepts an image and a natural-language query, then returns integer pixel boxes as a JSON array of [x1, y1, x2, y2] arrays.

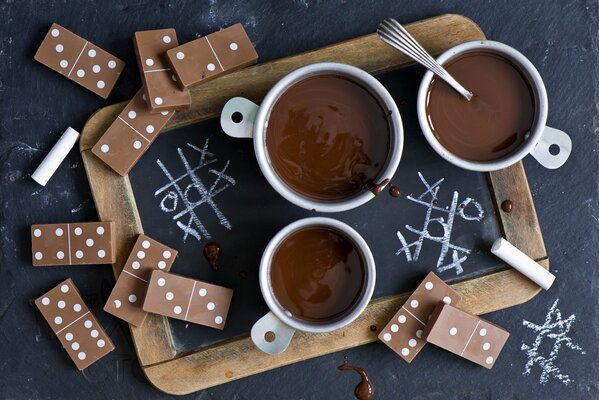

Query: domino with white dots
[[104, 234, 178, 327], [31, 222, 115, 266], [35, 279, 115, 370], [91, 89, 174, 176], [378, 272, 462, 363], [143, 270, 233, 330], [133, 28, 191, 113], [165, 23, 258, 90], [34, 23, 125, 99], [422, 302, 510, 369]]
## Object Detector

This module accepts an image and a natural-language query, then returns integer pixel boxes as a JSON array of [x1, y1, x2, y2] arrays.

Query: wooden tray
[[80, 14, 548, 395]]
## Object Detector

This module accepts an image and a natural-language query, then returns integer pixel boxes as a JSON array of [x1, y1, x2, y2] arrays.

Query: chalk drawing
[[70, 199, 90, 214], [395, 172, 484, 275], [521, 299, 585, 386], [154, 139, 235, 242]]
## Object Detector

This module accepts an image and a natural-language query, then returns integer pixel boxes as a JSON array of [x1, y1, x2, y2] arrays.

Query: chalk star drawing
[[521, 299, 585, 386], [395, 172, 484, 275], [154, 139, 235, 242]]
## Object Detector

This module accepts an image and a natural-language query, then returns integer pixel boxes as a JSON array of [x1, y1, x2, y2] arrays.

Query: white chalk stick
[[491, 237, 555, 290], [31, 127, 80, 186]]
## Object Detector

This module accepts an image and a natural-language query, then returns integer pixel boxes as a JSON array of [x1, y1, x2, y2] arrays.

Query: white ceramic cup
[[417, 40, 572, 172], [250, 217, 376, 355], [220, 62, 404, 212]]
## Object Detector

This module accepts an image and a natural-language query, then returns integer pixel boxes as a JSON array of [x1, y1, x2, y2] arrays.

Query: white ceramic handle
[[530, 126, 572, 169], [220, 97, 258, 139], [250, 312, 296, 355]]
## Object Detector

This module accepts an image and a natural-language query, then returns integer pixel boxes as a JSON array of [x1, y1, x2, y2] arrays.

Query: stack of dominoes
[[378, 272, 510, 369]]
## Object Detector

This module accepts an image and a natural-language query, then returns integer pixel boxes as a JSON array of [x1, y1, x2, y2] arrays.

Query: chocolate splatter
[[501, 200, 513, 213], [203, 242, 221, 271], [369, 325, 377, 332], [388, 184, 401, 198], [338, 357, 374, 400], [369, 178, 390, 196]]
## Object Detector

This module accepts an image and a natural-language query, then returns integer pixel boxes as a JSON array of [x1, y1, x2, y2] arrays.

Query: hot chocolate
[[426, 51, 535, 161], [269, 226, 365, 322], [265, 75, 391, 200]]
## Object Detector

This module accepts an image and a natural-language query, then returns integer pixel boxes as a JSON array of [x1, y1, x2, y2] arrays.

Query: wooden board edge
[[81, 148, 178, 365], [140, 264, 546, 395]]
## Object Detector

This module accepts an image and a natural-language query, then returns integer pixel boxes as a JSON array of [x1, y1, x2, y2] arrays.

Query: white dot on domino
[[483, 342, 491, 351], [198, 288, 207, 296], [142, 240, 150, 249], [161, 111, 169, 116], [390, 324, 399, 333], [41, 297, 50, 306], [416, 329, 423, 338], [163, 250, 171, 258], [382, 333, 391, 341], [158, 261, 166, 269], [162, 35, 171, 44], [65, 332, 73, 341], [171, 75, 177, 82], [157, 278, 166, 287], [59, 59, 68, 68], [113, 299, 121, 308], [75, 250, 84, 259], [133, 141, 142, 150], [100, 144, 109, 153], [71, 342, 80, 350], [108, 60, 116, 69], [54, 316, 62, 324], [90, 330, 99, 338], [76, 69, 85, 78], [401, 348, 409, 356], [74, 227, 82, 236], [97, 339, 105, 348], [92, 65, 101, 73], [443, 296, 452, 304], [137, 251, 145, 259], [146, 125, 154, 134], [61, 284, 69, 293], [55, 228, 63, 236], [176, 51, 184, 60], [207, 63, 215, 71], [73, 303, 81, 312], [86, 238, 94, 247], [58, 300, 65, 309], [84, 320, 92, 329], [173, 306, 182, 314], [398, 315, 406, 324], [408, 339, 417, 347], [154, 97, 163, 105], [145, 58, 154, 66], [34, 229, 42, 237], [128, 294, 137, 303], [485, 356, 493, 365], [78, 352, 86, 360], [410, 300, 419, 309], [132, 261, 140, 270], [97, 249, 105, 258], [97, 80, 105, 89], [56, 251, 64, 259], [128, 111, 136, 120], [165, 292, 174, 300], [229, 42, 238, 50], [55, 44, 63, 53], [424, 281, 433, 290], [207, 302, 215, 311], [35, 251, 43, 260], [51, 28, 60, 37], [88, 49, 96, 57], [96, 226, 104, 235], [479, 328, 487, 336], [215, 316, 223, 324]]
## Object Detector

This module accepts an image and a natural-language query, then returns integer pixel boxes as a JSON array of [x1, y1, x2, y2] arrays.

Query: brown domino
[[422, 302, 510, 369], [378, 272, 462, 363], [143, 270, 233, 330], [34, 23, 125, 99], [35, 279, 115, 370], [133, 29, 191, 112], [31, 222, 116, 266], [104, 235, 178, 327], [91, 89, 174, 176], [165, 23, 258, 90]]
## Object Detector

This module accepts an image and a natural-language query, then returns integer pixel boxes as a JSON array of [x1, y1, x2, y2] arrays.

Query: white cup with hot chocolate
[[417, 40, 571, 172]]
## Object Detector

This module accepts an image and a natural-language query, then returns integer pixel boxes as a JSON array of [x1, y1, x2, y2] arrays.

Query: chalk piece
[[378, 272, 462, 363], [34, 23, 125, 98], [491, 237, 555, 290], [31, 127, 80, 186], [104, 235, 178, 327], [35, 278, 115, 370], [31, 222, 116, 266], [133, 29, 191, 113], [422, 302, 509, 369], [165, 23, 258, 89], [143, 270, 233, 329], [91, 89, 174, 175]]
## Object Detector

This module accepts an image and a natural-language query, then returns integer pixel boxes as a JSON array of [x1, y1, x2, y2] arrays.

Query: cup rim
[[259, 217, 376, 333], [254, 62, 404, 212], [416, 40, 549, 172]]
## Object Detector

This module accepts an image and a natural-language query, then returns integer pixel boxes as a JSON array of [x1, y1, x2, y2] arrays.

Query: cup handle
[[220, 97, 258, 139], [530, 126, 572, 169], [250, 312, 296, 355]]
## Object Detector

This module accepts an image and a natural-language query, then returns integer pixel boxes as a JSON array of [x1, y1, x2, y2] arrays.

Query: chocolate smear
[[501, 200, 514, 213], [369, 178, 390, 196], [203, 242, 221, 271], [388, 184, 401, 198], [338, 357, 374, 400]]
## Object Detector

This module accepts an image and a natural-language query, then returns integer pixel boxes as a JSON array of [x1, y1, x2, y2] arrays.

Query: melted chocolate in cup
[[269, 226, 365, 322], [426, 51, 535, 161], [265, 75, 391, 200]]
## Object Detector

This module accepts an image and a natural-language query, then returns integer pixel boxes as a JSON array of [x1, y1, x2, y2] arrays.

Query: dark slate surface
[[1, 1, 597, 399]]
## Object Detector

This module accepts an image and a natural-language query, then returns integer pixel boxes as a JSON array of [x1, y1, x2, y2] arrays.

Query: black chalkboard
[[129, 65, 502, 352]]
